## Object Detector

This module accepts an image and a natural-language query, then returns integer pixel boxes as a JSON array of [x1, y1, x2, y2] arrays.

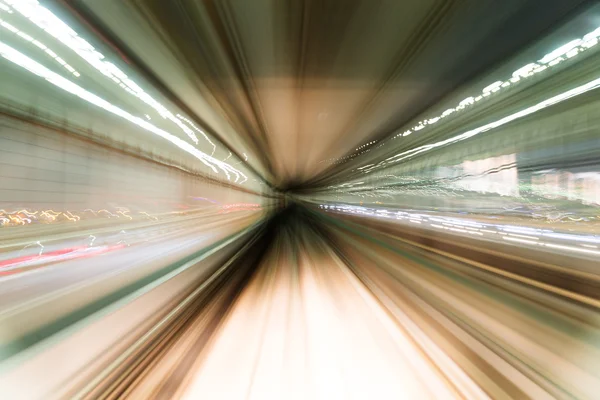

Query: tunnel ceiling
[[66, 0, 592, 189]]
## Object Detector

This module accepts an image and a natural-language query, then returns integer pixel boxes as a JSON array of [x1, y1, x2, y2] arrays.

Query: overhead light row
[[0, 42, 247, 184], [2, 0, 248, 183], [323, 27, 600, 167], [388, 26, 600, 141], [0, 16, 80, 77]]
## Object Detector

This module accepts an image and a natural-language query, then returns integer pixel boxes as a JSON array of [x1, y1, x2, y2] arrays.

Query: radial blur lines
[[87, 205, 600, 399], [317, 208, 600, 399], [181, 212, 479, 400], [4, 0, 600, 398]]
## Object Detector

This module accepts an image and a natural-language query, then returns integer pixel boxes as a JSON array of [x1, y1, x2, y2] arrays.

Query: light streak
[[385, 75, 600, 165], [176, 114, 217, 155], [347, 24, 600, 164], [3, 0, 247, 183], [0, 17, 80, 77], [0, 40, 247, 183], [543, 243, 600, 256]]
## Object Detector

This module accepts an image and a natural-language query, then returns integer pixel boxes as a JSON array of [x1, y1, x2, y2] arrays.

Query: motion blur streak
[[1, 0, 600, 399]]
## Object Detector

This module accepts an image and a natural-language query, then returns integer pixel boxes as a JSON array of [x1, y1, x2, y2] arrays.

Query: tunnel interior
[[2, 0, 600, 398]]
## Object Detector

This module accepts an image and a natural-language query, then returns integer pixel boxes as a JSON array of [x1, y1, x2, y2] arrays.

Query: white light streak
[[176, 114, 220, 155], [5, 0, 218, 152], [543, 243, 600, 256], [0, 16, 80, 77], [0, 40, 246, 183], [385, 75, 600, 164], [502, 237, 539, 245], [539, 39, 582, 64]]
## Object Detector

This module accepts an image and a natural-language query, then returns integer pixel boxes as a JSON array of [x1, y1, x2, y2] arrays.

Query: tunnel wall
[[0, 117, 265, 216]]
